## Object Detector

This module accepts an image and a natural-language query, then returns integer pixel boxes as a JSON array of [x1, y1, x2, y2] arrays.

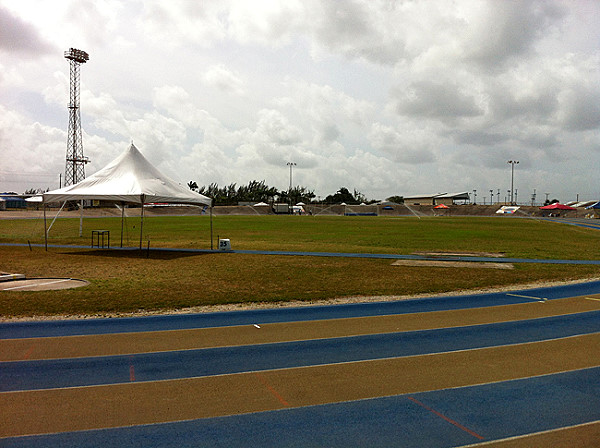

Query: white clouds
[[255, 109, 302, 147], [0, 0, 599, 201], [140, 1, 228, 48], [203, 64, 245, 96], [275, 79, 374, 142], [368, 123, 436, 164], [0, 104, 65, 190], [226, 0, 306, 46]]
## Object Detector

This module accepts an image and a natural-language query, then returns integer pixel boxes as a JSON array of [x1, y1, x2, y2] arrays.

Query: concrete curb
[[0, 273, 26, 282]]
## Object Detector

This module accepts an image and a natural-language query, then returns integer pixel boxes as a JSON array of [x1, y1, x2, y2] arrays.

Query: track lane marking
[[506, 293, 547, 302], [407, 396, 484, 440], [2, 333, 599, 438], [5, 296, 600, 362], [460, 419, 600, 447], [254, 372, 289, 407], [22, 345, 35, 360], [129, 356, 136, 382]]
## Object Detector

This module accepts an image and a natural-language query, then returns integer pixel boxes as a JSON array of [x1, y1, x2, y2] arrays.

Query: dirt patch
[[0, 278, 89, 291], [412, 251, 506, 258], [393, 259, 514, 269]]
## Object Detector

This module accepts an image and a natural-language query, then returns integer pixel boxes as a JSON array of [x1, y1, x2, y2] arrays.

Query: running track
[[2, 281, 600, 446]]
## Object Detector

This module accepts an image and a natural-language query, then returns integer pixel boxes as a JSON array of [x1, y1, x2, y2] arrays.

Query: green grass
[[1, 214, 599, 317], [4, 214, 600, 259]]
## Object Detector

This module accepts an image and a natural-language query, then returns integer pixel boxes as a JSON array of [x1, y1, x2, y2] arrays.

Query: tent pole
[[139, 195, 145, 250], [79, 199, 83, 237], [43, 204, 48, 252], [121, 202, 124, 248], [48, 201, 67, 233]]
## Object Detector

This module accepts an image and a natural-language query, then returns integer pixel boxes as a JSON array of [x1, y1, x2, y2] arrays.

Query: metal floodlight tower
[[64, 48, 90, 186]]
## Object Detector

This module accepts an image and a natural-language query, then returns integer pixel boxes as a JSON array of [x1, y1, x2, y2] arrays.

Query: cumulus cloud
[[0, 104, 65, 191], [140, 0, 228, 47], [203, 64, 245, 95], [459, 0, 567, 68], [368, 123, 436, 164]]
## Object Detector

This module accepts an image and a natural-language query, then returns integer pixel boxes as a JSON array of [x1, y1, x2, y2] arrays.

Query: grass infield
[[1, 214, 599, 317]]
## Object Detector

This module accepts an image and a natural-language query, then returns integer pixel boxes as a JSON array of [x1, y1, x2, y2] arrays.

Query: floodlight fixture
[[64, 48, 89, 64]]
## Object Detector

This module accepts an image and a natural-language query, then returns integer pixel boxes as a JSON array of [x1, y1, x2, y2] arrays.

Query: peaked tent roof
[[43, 144, 211, 206], [539, 203, 575, 210]]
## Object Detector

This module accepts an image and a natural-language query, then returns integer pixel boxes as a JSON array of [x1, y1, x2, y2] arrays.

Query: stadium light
[[507, 160, 519, 205]]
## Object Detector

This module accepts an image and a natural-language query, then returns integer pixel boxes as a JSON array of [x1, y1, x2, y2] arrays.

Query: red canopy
[[539, 203, 575, 210]]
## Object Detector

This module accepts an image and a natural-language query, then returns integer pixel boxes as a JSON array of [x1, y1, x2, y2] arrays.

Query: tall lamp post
[[507, 160, 519, 205], [287, 162, 296, 211], [490, 189, 494, 204]]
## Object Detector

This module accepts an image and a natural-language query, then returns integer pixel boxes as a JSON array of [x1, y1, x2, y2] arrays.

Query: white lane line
[[460, 419, 600, 447], [584, 296, 600, 302], [3, 279, 73, 291], [506, 293, 547, 303]]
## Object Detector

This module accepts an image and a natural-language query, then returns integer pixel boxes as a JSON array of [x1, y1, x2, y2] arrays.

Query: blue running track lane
[[2, 280, 600, 339], [3, 366, 599, 448], [2, 310, 599, 392]]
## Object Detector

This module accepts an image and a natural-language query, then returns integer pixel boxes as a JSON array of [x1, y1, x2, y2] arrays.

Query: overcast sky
[[1, 0, 599, 203]]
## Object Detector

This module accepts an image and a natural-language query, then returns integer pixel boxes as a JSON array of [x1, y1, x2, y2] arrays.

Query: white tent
[[44, 144, 211, 206], [42, 143, 212, 249]]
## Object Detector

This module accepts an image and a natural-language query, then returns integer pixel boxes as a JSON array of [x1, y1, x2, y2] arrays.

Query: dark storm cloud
[[0, 5, 55, 56], [464, 0, 567, 69], [394, 81, 483, 120], [559, 86, 600, 132]]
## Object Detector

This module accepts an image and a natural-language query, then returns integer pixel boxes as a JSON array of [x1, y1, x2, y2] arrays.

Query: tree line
[[187, 180, 383, 206]]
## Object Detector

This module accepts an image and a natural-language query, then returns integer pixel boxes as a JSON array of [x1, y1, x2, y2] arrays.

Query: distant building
[[403, 192, 470, 206], [0, 193, 27, 210]]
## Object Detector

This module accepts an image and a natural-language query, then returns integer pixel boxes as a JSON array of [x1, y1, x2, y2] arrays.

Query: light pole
[[490, 189, 494, 204], [287, 162, 296, 208], [507, 160, 519, 205], [473, 189, 477, 205]]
